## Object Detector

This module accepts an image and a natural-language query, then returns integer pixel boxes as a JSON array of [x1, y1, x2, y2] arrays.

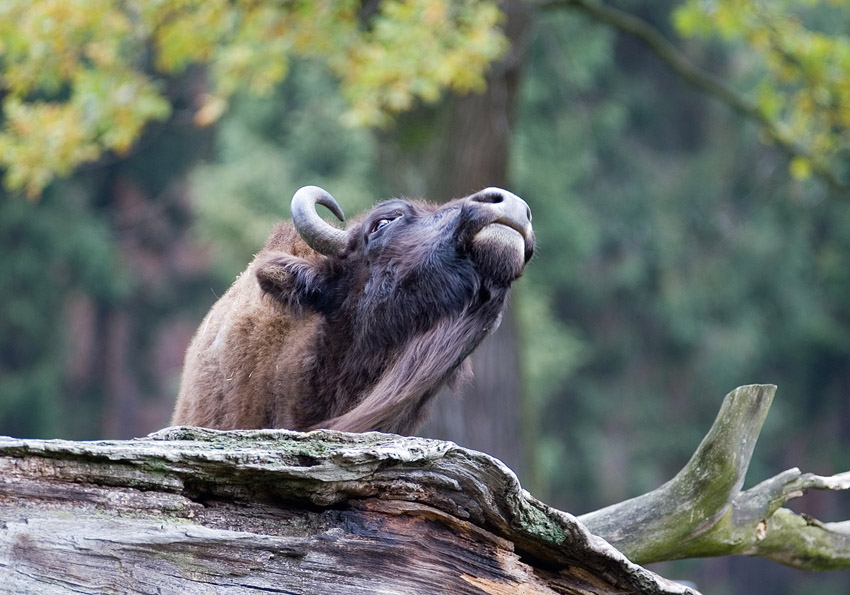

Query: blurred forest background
[[1, 0, 849, 593]]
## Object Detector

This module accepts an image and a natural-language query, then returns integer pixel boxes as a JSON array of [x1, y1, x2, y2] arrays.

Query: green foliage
[[190, 61, 381, 279], [0, 1, 171, 196], [673, 0, 850, 186], [0, 0, 506, 197], [0, 182, 126, 438], [338, 0, 507, 125], [512, 9, 850, 546]]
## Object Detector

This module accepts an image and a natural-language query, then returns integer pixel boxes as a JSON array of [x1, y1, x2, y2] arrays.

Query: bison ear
[[255, 252, 329, 312]]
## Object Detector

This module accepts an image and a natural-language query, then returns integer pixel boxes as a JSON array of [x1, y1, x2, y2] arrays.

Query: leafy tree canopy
[[553, 0, 850, 194], [2, 0, 849, 196], [0, 0, 506, 197], [673, 0, 850, 187]]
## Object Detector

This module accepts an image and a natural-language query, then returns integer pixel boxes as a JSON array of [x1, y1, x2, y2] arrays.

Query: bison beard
[[172, 186, 534, 435]]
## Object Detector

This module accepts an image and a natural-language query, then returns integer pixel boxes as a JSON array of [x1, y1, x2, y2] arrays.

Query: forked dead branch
[[579, 384, 850, 570]]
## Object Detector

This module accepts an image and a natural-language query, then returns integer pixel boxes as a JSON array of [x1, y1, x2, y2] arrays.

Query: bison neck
[[302, 286, 511, 434]]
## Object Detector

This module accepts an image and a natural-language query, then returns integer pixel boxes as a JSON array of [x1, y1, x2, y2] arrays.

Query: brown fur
[[172, 226, 321, 429], [172, 191, 533, 434]]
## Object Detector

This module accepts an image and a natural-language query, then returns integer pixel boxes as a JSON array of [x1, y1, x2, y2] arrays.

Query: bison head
[[257, 186, 533, 347]]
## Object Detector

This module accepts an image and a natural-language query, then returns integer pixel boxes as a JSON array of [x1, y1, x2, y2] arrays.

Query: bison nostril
[[468, 187, 531, 228], [473, 191, 504, 204]]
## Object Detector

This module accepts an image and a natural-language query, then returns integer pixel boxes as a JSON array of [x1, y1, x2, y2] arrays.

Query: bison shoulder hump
[[263, 222, 316, 257]]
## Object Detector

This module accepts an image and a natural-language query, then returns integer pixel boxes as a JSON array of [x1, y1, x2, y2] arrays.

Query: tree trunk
[[418, 0, 533, 478], [62, 71, 216, 441]]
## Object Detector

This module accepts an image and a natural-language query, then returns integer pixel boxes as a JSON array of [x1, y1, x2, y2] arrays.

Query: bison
[[172, 185, 534, 434]]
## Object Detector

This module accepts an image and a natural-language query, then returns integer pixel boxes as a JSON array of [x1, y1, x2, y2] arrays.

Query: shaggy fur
[[172, 189, 534, 434]]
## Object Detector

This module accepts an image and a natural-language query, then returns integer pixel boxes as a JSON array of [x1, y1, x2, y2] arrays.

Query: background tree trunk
[[67, 73, 217, 440], [417, 0, 533, 479]]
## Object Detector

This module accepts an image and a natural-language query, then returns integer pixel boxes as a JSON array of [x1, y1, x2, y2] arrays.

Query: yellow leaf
[[790, 156, 812, 181], [194, 94, 228, 127]]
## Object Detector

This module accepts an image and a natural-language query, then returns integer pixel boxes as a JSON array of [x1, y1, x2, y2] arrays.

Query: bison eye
[[370, 216, 398, 234], [371, 219, 391, 233]]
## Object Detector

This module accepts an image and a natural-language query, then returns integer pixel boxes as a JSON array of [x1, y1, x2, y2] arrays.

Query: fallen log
[[1, 384, 847, 593], [0, 427, 691, 594]]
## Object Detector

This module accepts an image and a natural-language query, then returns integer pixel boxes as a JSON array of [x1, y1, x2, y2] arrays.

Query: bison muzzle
[[172, 185, 534, 434]]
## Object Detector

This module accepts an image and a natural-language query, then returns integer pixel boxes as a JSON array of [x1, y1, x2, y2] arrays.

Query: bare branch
[[538, 0, 848, 195], [715, 470, 850, 570], [579, 384, 776, 562], [580, 385, 850, 571]]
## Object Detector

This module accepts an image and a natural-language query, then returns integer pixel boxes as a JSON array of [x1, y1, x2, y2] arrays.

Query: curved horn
[[290, 186, 347, 255]]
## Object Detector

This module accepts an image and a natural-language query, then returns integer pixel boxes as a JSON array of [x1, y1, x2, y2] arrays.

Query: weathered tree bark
[[1, 385, 847, 594], [0, 428, 692, 595]]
